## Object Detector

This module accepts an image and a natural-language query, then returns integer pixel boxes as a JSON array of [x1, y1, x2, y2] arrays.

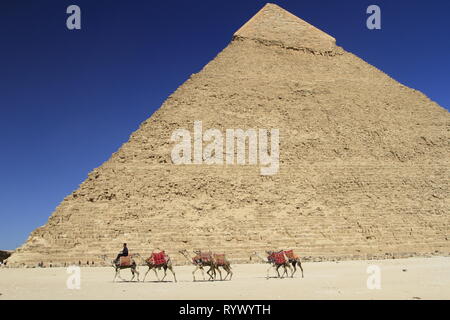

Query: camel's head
[[193, 249, 201, 255]]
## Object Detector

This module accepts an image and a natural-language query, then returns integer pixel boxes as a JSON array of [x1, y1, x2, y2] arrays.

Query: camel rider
[[114, 243, 129, 264]]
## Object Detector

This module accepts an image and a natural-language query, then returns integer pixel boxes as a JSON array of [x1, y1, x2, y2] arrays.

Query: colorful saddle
[[119, 256, 132, 267], [268, 252, 286, 264], [148, 251, 167, 266], [213, 254, 227, 266], [200, 252, 213, 263]]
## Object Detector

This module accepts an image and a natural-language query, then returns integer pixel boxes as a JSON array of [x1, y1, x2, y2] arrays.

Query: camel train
[[104, 249, 303, 282]]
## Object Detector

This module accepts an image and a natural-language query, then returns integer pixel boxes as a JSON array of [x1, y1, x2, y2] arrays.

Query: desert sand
[[1, 257, 449, 300]]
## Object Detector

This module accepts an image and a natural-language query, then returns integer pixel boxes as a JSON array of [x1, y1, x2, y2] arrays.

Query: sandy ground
[[0, 257, 449, 300]]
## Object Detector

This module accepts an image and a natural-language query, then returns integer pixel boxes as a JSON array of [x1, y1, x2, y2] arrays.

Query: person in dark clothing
[[114, 243, 129, 264]]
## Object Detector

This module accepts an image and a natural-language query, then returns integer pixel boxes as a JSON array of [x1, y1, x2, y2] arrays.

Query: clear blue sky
[[0, 0, 449, 250]]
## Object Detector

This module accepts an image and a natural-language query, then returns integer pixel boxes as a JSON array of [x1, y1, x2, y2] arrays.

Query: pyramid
[[8, 3, 449, 266], [234, 3, 336, 53]]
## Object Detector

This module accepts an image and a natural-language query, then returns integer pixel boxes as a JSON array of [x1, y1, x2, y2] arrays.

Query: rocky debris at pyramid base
[[6, 3, 449, 267]]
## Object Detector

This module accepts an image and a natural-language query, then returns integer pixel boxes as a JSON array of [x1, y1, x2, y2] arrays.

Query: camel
[[136, 252, 177, 282], [250, 251, 292, 279], [194, 250, 233, 281], [271, 250, 304, 278], [101, 254, 140, 282], [179, 249, 216, 281]]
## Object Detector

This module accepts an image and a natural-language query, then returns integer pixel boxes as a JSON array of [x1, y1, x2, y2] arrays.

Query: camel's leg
[[291, 261, 297, 278], [130, 266, 139, 282], [280, 265, 287, 278], [286, 264, 293, 279], [113, 268, 119, 282], [207, 266, 216, 281], [280, 265, 288, 278], [205, 266, 211, 280], [116, 268, 125, 282], [161, 267, 168, 282], [223, 266, 232, 280], [222, 267, 228, 281], [275, 265, 283, 278], [220, 267, 226, 281], [298, 259, 304, 278], [143, 267, 151, 282], [200, 266, 206, 281], [169, 266, 177, 282], [153, 268, 160, 281], [212, 266, 218, 280], [217, 266, 223, 281], [206, 267, 212, 280], [206, 266, 215, 281], [228, 266, 233, 280]]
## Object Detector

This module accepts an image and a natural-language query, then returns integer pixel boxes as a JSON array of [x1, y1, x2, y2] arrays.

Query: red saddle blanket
[[192, 252, 213, 264], [119, 256, 132, 266], [149, 251, 167, 265], [269, 252, 286, 264], [200, 252, 212, 263], [214, 254, 226, 266]]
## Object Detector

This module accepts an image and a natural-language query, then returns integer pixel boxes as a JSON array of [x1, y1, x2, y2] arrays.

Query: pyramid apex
[[234, 3, 336, 53]]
